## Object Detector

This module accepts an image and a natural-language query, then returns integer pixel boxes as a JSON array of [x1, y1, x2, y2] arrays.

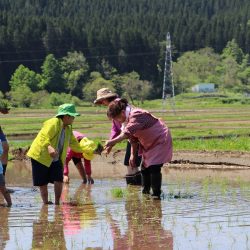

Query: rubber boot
[[133, 171, 142, 186], [125, 175, 135, 185], [125, 172, 142, 186], [141, 172, 151, 194], [151, 172, 162, 199]]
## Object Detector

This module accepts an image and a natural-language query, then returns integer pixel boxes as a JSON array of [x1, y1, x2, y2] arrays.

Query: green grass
[[174, 137, 250, 151], [3, 93, 250, 152]]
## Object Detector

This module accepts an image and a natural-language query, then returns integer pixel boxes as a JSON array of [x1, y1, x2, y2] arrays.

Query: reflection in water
[[5, 160, 32, 187], [61, 184, 81, 236], [2, 160, 250, 249], [0, 207, 10, 249], [32, 205, 66, 250], [108, 189, 173, 250], [61, 184, 97, 236]]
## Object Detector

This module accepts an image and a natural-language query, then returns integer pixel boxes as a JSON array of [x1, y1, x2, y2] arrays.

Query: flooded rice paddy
[[0, 158, 250, 250]]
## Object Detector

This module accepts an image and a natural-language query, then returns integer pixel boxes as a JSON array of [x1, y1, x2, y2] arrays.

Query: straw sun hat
[[94, 88, 118, 104]]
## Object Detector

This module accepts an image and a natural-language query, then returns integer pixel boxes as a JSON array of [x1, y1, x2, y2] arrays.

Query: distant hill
[[0, 0, 249, 93]]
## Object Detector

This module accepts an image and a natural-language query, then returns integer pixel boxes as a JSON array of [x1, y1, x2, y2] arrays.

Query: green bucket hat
[[55, 103, 80, 117]]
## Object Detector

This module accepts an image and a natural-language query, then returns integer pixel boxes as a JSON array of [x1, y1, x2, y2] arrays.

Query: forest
[[0, 0, 250, 100]]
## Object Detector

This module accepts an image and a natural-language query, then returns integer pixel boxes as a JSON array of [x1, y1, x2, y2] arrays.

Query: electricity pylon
[[162, 32, 175, 112]]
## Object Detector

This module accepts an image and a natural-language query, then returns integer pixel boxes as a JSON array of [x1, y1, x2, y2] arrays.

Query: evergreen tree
[[0, 0, 249, 97]]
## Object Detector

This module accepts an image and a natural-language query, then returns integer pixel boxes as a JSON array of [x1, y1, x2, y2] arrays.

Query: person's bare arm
[[129, 141, 138, 168], [104, 132, 128, 152]]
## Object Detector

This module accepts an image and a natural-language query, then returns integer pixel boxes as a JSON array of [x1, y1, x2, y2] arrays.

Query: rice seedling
[[217, 223, 223, 232], [208, 239, 213, 249], [193, 223, 200, 237], [245, 234, 249, 249], [110, 187, 127, 198]]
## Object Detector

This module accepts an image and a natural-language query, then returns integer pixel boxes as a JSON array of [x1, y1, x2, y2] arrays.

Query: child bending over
[[63, 131, 103, 184]]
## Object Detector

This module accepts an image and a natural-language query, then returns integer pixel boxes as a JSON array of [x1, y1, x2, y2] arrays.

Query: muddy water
[[0, 158, 250, 250]]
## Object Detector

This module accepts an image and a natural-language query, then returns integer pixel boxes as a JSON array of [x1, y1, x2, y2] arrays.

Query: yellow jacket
[[27, 117, 82, 167]]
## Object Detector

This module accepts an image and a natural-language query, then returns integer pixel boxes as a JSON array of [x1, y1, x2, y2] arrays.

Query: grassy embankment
[[2, 93, 250, 155]]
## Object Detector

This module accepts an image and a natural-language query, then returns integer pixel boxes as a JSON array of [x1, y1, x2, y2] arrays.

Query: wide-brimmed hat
[[94, 88, 118, 104], [55, 103, 80, 117]]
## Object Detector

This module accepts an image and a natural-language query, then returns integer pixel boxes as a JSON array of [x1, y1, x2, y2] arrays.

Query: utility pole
[[162, 32, 175, 111]]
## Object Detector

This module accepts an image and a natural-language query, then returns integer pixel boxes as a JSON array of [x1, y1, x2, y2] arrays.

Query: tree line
[[0, 39, 248, 108], [0, 0, 250, 97]]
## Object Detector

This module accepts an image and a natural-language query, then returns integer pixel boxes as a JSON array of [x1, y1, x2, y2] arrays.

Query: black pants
[[124, 142, 142, 167], [31, 159, 63, 186], [141, 164, 163, 197]]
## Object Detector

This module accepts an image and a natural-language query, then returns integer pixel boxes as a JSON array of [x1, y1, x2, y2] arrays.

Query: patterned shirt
[[124, 109, 158, 141]]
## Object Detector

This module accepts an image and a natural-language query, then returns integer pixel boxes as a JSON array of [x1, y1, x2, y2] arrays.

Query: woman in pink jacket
[[105, 99, 173, 199], [94, 88, 141, 185]]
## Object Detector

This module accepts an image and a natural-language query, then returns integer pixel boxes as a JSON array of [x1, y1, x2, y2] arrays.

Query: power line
[[0, 51, 158, 64], [0, 43, 248, 65], [0, 44, 152, 55]]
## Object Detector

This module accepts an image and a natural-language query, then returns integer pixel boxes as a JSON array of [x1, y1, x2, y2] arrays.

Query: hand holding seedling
[[104, 140, 116, 156], [104, 145, 113, 155], [105, 140, 116, 149]]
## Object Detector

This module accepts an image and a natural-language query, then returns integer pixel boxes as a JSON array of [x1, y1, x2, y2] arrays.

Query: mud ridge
[[170, 159, 249, 168]]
